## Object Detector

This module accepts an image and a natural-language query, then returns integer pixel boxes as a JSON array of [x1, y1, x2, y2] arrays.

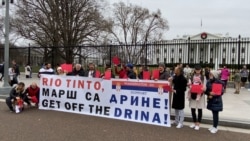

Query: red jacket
[[115, 66, 127, 78], [26, 86, 40, 97]]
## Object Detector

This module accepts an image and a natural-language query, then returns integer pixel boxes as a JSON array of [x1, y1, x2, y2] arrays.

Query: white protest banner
[[39, 75, 171, 127]]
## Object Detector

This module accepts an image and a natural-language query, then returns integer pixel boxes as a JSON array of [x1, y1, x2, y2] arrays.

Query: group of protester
[[168, 64, 224, 134], [0, 60, 21, 86], [5, 82, 40, 113], [5, 61, 250, 134]]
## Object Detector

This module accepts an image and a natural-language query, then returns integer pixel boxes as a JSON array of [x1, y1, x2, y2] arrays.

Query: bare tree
[[109, 2, 169, 64], [13, 0, 110, 65]]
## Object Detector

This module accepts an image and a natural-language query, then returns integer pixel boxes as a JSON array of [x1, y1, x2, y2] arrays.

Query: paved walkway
[[1, 101, 249, 141], [1, 73, 250, 129]]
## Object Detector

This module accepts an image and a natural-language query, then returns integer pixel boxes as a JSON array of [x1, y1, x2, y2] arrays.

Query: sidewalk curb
[[0, 93, 249, 130], [170, 115, 250, 130]]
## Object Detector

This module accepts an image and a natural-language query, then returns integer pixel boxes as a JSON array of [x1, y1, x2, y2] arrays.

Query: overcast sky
[[108, 0, 250, 39]]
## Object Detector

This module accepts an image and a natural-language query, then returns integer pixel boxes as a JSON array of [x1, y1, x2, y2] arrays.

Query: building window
[[164, 58, 166, 63], [156, 49, 160, 54], [210, 58, 213, 63], [241, 58, 245, 63], [232, 58, 235, 63], [157, 58, 159, 64], [222, 58, 226, 64], [171, 58, 174, 63], [191, 47, 194, 52], [179, 48, 182, 53], [171, 48, 174, 53], [179, 58, 182, 63], [242, 47, 245, 53], [200, 47, 203, 52], [190, 58, 193, 63], [210, 47, 213, 52], [164, 49, 167, 53], [232, 47, 235, 53], [223, 47, 226, 52]]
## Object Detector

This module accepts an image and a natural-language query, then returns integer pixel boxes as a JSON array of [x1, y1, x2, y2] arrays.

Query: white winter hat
[[210, 70, 220, 79]]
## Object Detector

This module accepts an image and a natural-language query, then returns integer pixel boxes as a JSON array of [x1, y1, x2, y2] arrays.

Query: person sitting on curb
[[23, 82, 40, 107], [5, 82, 26, 113]]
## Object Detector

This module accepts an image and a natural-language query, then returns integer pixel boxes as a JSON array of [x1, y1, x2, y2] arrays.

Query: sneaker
[[171, 121, 178, 125], [176, 123, 183, 129], [208, 127, 214, 131], [15, 105, 20, 113], [194, 125, 200, 130], [210, 128, 218, 134], [189, 124, 195, 128]]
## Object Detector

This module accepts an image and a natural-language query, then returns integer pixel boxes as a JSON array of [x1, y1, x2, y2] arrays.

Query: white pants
[[175, 109, 184, 124]]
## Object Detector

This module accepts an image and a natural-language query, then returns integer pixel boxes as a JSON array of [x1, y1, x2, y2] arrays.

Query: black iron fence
[[1, 36, 250, 79]]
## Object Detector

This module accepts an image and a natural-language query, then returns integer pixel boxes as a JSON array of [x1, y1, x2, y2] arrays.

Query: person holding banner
[[187, 65, 206, 130], [56, 67, 66, 75], [38, 63, 55, 78], [84, 63, 99, 78], [67, 64, 85, 76], [138, 66, 150, 80], [126, 63, 136, 79], [114, 64, 127, 78], [101, 63, 115, 79], [152, 63, 170, 81], [204, 70, 225, 134], [171, 67, 187, 128]]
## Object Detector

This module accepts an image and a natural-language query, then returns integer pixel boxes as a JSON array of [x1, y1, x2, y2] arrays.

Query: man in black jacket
[[67, 64, 85, 76]]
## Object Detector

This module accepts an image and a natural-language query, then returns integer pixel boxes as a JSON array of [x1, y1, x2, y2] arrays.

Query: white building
[[149, 32, 250, 68]]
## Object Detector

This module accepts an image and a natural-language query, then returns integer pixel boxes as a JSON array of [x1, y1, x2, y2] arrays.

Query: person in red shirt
[[23, 82, 40, 107], [114, 64, 127, 78]]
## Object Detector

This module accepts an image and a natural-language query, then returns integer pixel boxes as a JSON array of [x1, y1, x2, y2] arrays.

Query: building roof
[[189, 32, 222, 40]]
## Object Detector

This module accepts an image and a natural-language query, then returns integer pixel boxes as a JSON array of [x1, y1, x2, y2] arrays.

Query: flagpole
[[200, 18, 202, 32]]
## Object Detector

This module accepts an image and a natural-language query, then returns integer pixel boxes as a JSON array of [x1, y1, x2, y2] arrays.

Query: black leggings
[[191, 108, 202, 123], [212, 111, 219, 128], [221, 80, 228, 89]]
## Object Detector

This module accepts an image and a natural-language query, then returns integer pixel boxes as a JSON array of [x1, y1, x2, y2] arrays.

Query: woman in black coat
[[172, 67, 187, 128], [204, 70, 225, 134]]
